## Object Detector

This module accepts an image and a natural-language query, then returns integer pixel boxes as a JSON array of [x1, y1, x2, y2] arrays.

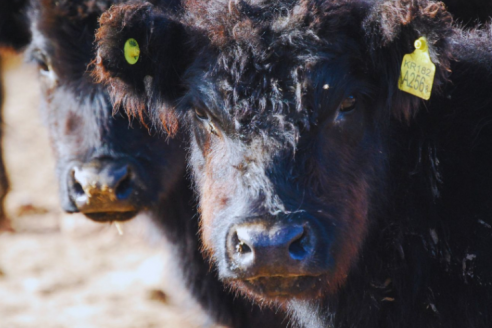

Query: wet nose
[[68, 160, 137, 215], [227, 223, 316, 277]]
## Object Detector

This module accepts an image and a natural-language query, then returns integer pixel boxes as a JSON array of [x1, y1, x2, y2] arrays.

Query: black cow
[[11, 0, 288, 327], [0, 0, 31, 230], [94, 0, 492, 327]]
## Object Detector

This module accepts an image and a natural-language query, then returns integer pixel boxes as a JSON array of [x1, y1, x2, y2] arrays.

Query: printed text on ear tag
[[398, 37, 436, 100], [124, 38, 140, 65]]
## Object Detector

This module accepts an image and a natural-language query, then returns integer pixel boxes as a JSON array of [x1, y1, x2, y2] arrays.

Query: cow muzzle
[[224, 215, 331, 299], [66, 159, 140, 221]]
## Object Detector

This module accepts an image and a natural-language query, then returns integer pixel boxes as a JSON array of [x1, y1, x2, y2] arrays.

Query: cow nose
[[227, 223, 316, 277], [68, 160, 138, 218]]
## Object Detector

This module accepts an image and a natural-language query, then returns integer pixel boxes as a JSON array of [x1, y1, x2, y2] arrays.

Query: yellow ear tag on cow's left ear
[[398, 37, 436, 100], [124, 38, 140, 65]]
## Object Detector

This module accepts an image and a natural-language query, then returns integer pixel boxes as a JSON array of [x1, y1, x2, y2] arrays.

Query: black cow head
[[182, 0, 454, 303], [94, 0, 454, 304], [13, 0, 188, 222]]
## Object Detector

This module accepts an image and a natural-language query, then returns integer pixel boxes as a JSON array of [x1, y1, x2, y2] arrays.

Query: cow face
[[92, 0, 453, 304], [26, 0, 186, 222], [182, 1, 377, 302], [187, 56, 379, 301], [176, 0, 453, 303]]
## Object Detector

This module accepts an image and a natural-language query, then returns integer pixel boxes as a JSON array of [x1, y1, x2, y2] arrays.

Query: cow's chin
[[230, 275, 328, 302], [84, 211, 139, 222]]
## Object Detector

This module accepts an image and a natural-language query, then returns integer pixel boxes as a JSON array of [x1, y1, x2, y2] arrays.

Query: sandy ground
[[0, 54, 215, 328]]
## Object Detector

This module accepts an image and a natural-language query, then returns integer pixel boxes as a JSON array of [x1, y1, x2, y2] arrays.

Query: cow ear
[[92, 2, 192, 136], [0, 0, 31, 52], [363, 0, 454, 121]]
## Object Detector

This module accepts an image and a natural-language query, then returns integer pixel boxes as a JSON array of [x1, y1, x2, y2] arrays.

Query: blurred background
[[0, 53, 207, 328]]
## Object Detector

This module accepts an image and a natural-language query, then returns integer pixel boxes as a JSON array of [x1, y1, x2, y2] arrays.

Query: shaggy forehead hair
[[184, 0, 362, 48], [29, 0, 124, 79], [28, 0, 124, 139], [182, 0, 453, 133], [182, 0, 369, 141]]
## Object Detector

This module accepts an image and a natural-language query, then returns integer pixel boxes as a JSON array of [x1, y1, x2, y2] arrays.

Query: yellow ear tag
[[398, 37, 436, 100], [124, 38, 140, 65]]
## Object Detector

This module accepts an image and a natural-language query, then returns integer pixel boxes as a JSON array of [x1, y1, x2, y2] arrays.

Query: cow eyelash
[[31, 50, 50, 73], [339, 96, 357, 113], [194, 108, 219, 136], [37, 59, 50, 72], [194, 108, 209, 121]]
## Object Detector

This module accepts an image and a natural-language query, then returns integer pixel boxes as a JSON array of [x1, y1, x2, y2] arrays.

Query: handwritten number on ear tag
[[124, 38, 140, 65], [398, 37, 436, 100]]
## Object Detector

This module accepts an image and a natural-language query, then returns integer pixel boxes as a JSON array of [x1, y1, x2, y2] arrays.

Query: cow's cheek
[[329, 178, 370, 293], [199, 178, 229, 257], [198, 137, 236, 256], [316, 121, 371, 292]]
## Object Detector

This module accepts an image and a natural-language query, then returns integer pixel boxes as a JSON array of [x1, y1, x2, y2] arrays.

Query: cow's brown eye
[[340, 96, 357, 112], [37, 60, 50, 73], [195, 108, 209, 121], [31, 50, 50, 73]]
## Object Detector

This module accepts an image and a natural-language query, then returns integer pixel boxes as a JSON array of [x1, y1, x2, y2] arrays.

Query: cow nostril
[[288, 231, 309, 260], [115, 171, 133, 200], [236, 241, 252, 254], [232, 230, 252, 255], [73, 181, 85, 197], [71, 170, 85, 197]]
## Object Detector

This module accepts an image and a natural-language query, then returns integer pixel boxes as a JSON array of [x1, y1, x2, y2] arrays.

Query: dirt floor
[[0, 55, 217, 328]]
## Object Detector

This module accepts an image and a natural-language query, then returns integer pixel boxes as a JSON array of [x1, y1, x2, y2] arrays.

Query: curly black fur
[[94, 0, 492, 327]]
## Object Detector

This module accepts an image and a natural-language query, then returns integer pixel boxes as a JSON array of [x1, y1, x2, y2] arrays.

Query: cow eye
[[339, 96, 357, 113], [31, 50, 50, 73], [195, 108, 209, 121], [37, 59, 50, 73]]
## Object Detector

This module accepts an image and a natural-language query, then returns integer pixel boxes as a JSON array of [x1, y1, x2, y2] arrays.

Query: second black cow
[[12, 0, 289, 327]]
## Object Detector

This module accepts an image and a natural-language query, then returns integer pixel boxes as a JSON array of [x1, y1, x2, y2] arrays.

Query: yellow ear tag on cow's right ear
[[398, 37, 436, 100], [124, 38, 140, 65]]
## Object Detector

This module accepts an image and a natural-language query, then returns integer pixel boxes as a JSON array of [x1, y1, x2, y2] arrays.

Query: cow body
[[94, 0, 492, 327], [12, 1, 288, 326]]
